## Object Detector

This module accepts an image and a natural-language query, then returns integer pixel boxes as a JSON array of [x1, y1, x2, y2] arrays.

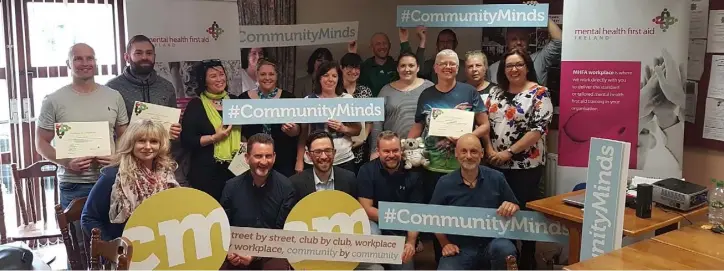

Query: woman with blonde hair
[[82, 119, 179, 240]]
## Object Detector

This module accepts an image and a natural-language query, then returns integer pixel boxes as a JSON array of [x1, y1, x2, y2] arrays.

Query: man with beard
[[431, 134, 519, 270], [107, 35, 181, 139], [486, 1, 562, 86], [357, 131, 424, 270], [222, 133, 294, 270], [290, 130, 358, 202]]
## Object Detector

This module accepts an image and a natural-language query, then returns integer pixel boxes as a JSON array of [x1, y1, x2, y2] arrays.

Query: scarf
[[200, 91, 242, 161], [109, 163, 179, 223], [258, 88, 279, 134]]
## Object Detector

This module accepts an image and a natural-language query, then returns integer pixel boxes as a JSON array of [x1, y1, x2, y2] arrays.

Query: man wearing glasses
[[290, 130, 358, 202], [357, 131, 424, 270], [407, 49, 490, 264]]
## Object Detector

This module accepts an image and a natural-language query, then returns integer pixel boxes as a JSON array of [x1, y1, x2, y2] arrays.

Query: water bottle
[[709, 179, 724, 226]]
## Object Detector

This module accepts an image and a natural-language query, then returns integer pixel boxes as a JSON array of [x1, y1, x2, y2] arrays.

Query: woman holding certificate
[[81, 120, 179, 240], [295, 61, 362, 173], [180, 59, 241, 201], [240, 58, 299, 177], [484, 49, 553, 270]]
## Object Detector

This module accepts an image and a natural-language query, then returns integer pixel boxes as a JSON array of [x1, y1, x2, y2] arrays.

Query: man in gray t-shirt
[[35, 43, 129, 209], [487, 18, 562, 87]]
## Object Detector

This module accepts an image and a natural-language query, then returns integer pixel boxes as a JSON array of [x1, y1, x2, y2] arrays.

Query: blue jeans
[[59, 182, 94, 269], [437, 239, 517, 270], [369, 221, 415, 270], [59, 182, 95, 209]]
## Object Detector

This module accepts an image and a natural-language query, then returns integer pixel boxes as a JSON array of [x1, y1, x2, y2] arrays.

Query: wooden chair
[[1, 161, 60, 245], [55, 197, 89, 270], [90, 228, 133, 270]]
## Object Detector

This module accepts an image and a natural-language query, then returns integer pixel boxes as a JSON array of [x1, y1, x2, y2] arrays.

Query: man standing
[[106, 35, 181, 139], [431, 134, 520, 270], [222, 133, 294, 270], [487, 2, 562, 86], [35, 43, 129, 209], [290, 131, 357, 202], [357, 131, 424, 270]]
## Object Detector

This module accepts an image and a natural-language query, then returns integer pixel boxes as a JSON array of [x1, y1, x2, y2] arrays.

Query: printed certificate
[[428, 108, 474, 138], [54, 121, 112, 159], [228, 143, 250, 176], [130, 101, 181, 130]]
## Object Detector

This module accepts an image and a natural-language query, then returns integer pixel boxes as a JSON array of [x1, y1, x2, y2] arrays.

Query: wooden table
[[652, 224, 724, 261], [527, 190, 708, 264], [564, 238, 724, 270]]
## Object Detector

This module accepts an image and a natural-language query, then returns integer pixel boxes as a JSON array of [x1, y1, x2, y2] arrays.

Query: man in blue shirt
[[431, 133, 520, 270], [357, 131, 424, 270], [222, 133, 295, 270]]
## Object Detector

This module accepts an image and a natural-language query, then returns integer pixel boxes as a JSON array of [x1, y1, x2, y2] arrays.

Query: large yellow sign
[[122, 188, 230, 270], [284, 190, 371, 270]]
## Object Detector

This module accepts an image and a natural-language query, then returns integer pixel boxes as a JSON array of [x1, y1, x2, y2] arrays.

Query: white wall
[[295, 0, 484, 78]]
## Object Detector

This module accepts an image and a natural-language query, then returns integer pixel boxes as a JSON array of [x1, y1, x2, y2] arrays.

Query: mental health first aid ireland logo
[[652, 8, 678, 32], [122, 187, 231, 270], [284, 190, 371, 270], [206, 21, 224, 40]]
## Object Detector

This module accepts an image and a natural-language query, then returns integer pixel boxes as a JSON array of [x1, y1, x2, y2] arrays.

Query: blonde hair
[[110, 119, 177, 178], [465, 50, 489, 67]]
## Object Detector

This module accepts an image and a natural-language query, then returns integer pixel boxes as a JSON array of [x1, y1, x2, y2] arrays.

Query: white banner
[[229, 226, 404, 264], [125, 0, 241, 62], [556, 0, 689, 194], [240, 21, 359, 48]]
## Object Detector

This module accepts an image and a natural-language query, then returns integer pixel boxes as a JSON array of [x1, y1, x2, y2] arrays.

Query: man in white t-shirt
[[35, 43, 129, 209]]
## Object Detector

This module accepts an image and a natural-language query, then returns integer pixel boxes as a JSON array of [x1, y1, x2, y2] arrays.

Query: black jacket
[[289, 166, 357, 202]]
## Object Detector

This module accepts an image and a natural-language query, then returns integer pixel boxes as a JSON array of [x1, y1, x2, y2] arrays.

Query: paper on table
[[690, 0, 710, 39], [427, 108, 475, 138], [685, 81, 698, 123], [687, 39, 707, 81], [130, 101, 181, 131], [228, 142, 249, 176], [707, 10, 724, 53], [707, 56, 724, 99], [703, 98, 724, 142], [54, 121, 112, 159]]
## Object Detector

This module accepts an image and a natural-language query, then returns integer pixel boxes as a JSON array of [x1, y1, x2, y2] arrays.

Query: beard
[[130, 61, 155, 75]]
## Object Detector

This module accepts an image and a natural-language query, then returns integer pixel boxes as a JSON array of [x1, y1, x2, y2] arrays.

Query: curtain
[[238, 0, 297, 91]]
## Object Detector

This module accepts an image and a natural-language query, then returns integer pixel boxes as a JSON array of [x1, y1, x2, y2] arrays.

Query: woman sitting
[[81, 119, 179, 240]]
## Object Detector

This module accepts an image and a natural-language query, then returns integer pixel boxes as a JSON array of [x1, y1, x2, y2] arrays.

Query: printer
[[652, 178, 708, 211]]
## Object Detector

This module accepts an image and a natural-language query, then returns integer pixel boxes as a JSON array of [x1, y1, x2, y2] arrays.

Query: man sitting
[[357, 131, 424, 270], [431, 133, 520, 270], [290, 130, 357, 202]]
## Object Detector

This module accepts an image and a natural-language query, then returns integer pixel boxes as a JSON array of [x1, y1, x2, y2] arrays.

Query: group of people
[[35, 9, 561, 270]]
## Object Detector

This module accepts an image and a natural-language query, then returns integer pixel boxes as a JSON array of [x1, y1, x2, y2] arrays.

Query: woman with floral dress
[[484, 48, 553, 270]]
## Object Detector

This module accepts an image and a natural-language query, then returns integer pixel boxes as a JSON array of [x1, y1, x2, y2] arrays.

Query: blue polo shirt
[[430, 165, 519, 247], [358, 159, 424, 235]]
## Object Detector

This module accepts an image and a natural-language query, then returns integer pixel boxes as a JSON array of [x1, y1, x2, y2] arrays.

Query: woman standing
[[370, 52, 433, 160], [295, 61, 361, 173], [180, 59, 242, 201], [294, 48, 333, 98], [340, 53, 373, 173], [464, 50, 498, 100], [81, 120, 179, 241], [240, 58, 300, 177], [485, 49, 553, 270]]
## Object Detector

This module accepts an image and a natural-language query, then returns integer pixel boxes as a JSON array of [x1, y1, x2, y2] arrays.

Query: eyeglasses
[[309, 148, 335, 157], [504, 63, 526, 70], [436, 62, 458, 68], [201, 59, 222, 67]]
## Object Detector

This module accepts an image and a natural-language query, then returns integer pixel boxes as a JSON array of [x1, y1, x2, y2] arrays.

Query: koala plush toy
[[401, 137, 430, 169]]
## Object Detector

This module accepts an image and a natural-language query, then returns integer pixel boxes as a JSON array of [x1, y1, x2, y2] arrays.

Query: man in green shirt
[[350, 27, 426, 97]]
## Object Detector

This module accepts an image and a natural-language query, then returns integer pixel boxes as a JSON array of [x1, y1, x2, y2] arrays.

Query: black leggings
[[492, 166, 544, 270]]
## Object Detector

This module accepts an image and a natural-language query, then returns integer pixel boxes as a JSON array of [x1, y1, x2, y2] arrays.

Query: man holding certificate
[[35, 43, 129, 209], [407, 49, 490, 265]]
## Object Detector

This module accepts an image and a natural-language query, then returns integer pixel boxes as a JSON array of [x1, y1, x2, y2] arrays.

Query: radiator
[[544, 153, 558, 197]]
